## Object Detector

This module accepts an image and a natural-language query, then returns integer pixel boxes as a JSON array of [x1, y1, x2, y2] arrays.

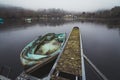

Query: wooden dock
[[49, 27, 85, 80]]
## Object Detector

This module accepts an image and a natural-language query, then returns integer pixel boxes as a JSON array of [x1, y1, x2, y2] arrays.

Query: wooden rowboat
[[20, 33, 66, 68]]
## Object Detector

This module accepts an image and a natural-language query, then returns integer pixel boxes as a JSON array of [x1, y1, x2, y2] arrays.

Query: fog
[[0, 0, 120, 12]]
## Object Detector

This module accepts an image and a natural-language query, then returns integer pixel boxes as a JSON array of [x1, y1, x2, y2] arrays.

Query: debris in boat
[[20, 33, 66, 67]]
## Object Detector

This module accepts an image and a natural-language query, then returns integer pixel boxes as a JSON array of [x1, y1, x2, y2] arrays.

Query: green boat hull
[[20, 33, 66, 67]]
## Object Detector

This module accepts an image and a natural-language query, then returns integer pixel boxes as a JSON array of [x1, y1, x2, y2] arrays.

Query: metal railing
[[80, 28, 86, 80], [80, 30, 108, 80]]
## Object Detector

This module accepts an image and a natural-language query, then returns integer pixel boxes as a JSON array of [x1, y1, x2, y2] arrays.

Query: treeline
[[0, 6, 39, 19], [0, 5, 120, 20], [77, 6, 120, 19], [0, 5, 67, 20]]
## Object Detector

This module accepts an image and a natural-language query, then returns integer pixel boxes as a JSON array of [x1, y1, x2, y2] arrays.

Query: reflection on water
[[0, 20, 120, 80], [0, 19, 120, 31], [0, 19, 74, 30]]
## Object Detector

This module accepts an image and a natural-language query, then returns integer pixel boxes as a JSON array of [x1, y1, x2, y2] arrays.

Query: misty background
[[0, 0, 120, 12]]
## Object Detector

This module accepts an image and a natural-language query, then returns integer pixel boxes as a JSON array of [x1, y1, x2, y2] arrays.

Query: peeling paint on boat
[[20, 33, 66, 66]]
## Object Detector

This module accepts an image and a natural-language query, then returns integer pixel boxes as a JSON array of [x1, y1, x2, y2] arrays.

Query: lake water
[[0, 20, 120, 80]]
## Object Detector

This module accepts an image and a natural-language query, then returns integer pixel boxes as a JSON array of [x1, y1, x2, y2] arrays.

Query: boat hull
[[20, 33, 66, 68]]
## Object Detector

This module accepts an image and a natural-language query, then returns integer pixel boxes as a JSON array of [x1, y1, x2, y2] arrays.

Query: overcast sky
[[0, 0, 120, 12]]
